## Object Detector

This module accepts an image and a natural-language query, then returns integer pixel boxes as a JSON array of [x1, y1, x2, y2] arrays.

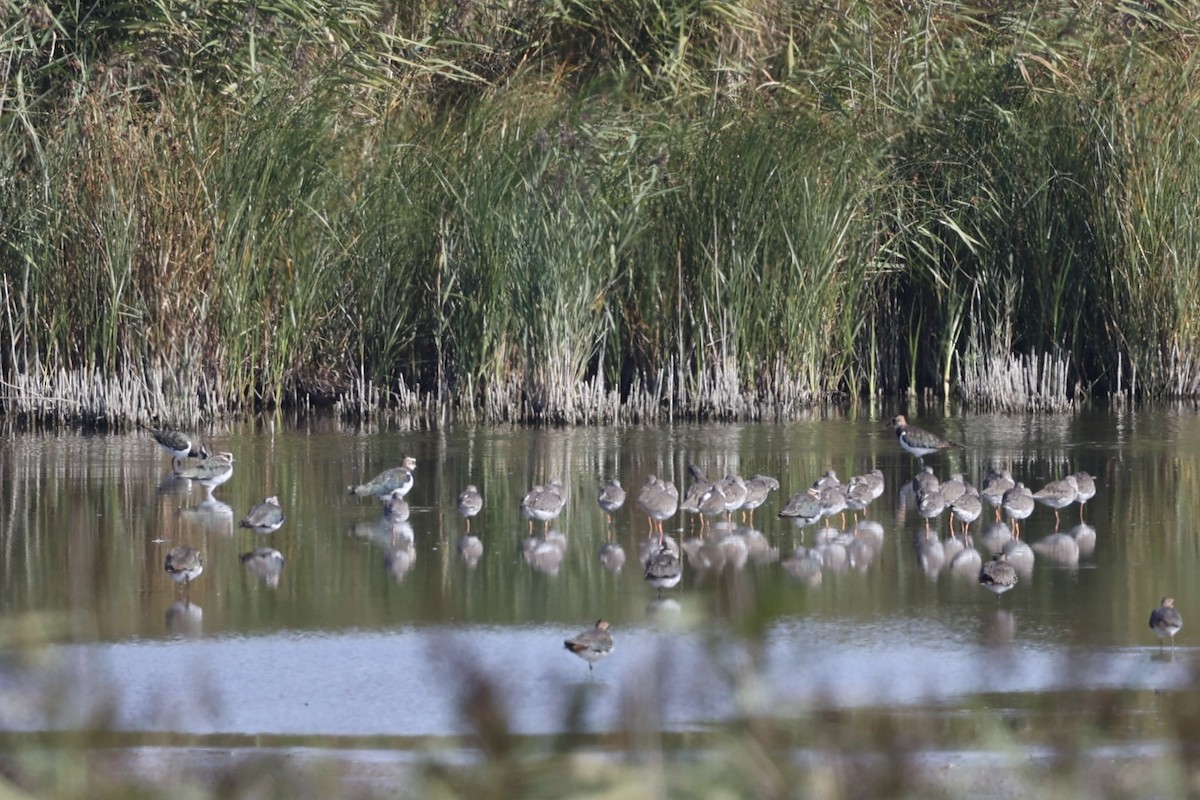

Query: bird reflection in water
[[981, 608, 1016, 646], [523, 530, 567, 576], [386, 542, 416, 583], [781, 547, 822, 586], [458, 534, 484, 568], [599, 541, 625, 574], [1069, 524, 1097, 559], [175, 452, 236, 535], [165, 601, 202, 637], [178, 495, 234, 537], [949, 540, 982, 579], [241, 547, 285, 588], [1032, 533, 1080, 567], [912, 534, 945, 580]]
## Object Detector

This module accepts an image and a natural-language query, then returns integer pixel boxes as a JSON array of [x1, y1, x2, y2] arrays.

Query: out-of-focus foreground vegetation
[[4, 615, 1200, 799]]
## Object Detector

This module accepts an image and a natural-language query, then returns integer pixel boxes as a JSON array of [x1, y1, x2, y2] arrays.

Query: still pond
[[0, 407, 1196, 743]]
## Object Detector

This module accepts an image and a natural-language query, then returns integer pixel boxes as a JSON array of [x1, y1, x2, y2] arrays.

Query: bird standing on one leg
[[597, 480, 625, 525], [457, 485, 483, 532], [165, 546, 204, 594], [564, 620, 614, 671], [1150, 597, 1183, 649], [978, 552, 1017, 598]]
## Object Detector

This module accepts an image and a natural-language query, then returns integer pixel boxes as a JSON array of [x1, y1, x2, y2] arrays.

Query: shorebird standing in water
[[890, 415, 964, 460], [239, 496, 285, 533], [916, 485, 945, 536], [1033, 475, 1079, 530], [456, 485, 483, 532], [843, 476, 874, 527], [741, 475, 780, 527], [521, 480, 566, 536], [1072, 471, 1097, 521], [595, 480, 627, 569], [980, 467, 1016, 522], [778, 487, 823, 529], [1001, 482, 1035, 539], [978, 552, 1017, 598], [165, 546, 204, 593], [563, 620, 614, 671], [695, 481, 727, 533], [151, 429, 208, 467], [174, 451, 234, 491], [1150, 597, 1183, 649], [637, 476, 679, 542], [949, 488, 983, 536], [717, 474, 748, 527], [597, 479, 625, 525], [348, 456, 417, 498]]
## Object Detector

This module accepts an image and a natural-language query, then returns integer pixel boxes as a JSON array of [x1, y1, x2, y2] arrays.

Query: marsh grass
[[661, 116, 877, 410], [4, 2, 1200, 425]]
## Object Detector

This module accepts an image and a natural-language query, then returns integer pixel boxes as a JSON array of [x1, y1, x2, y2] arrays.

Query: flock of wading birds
[[150, 414, 1183, 673]]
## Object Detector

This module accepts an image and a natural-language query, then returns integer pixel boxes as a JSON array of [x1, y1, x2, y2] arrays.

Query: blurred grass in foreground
[[3, 610, 1200, 799]]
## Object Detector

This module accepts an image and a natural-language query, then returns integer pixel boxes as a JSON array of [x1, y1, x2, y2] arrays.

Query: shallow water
[[1, 406, 1198, 741]]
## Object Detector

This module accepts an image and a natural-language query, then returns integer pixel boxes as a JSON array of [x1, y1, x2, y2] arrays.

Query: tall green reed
[[1099, 67, 1200, 397], [656, 115, 878, 410], [427, 109, 666, 422], [5, 0, 1200, 425], [204, 87, 359, 408]]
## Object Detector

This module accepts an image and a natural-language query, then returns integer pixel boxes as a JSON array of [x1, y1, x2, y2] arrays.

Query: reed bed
[[958, 348, 1076, 413], [0, 363, 213, 429], [2, 2, 1200, 425]]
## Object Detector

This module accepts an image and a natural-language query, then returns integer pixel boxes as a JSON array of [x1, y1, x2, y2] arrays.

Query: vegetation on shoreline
[[2, 2, 1199, 425]]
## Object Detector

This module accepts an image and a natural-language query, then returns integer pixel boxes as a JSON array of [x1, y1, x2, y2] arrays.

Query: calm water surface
[[1, 407, 1198, 740]]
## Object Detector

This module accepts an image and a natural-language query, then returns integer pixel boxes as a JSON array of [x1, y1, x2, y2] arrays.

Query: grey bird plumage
[[564, 620, 614, 670]]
